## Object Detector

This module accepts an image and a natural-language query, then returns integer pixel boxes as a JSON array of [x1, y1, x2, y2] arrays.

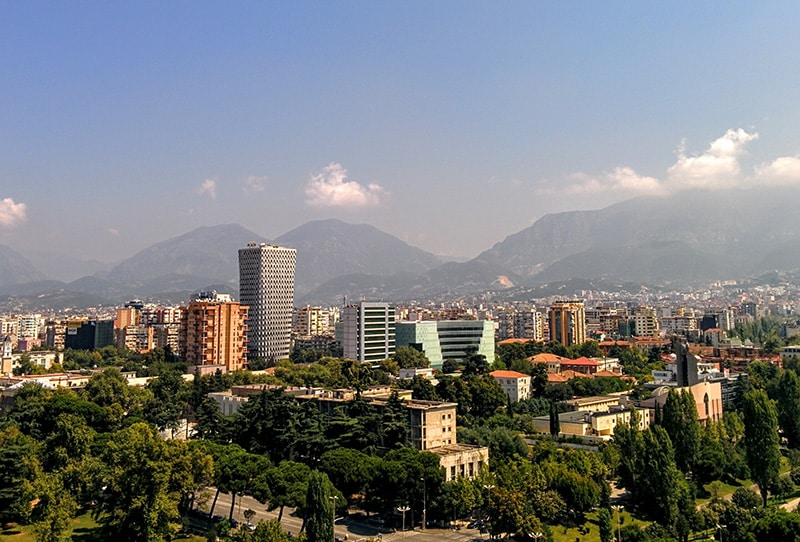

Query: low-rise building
[[489, 370, 531, 402]]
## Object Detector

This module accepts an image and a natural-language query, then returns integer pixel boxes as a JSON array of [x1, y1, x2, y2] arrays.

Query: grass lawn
[[0, 513, 205, 541], [549, 508, 644, 542]]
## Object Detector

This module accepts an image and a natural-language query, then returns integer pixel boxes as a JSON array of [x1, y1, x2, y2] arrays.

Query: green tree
[[598, 507, 614, 542], [28, 472, 76, 542], [661, 389, 700, 475], [304, 471, 334, 542], [777, 369, 800, 449], [393, 346, 430, 369], [256, 461, 310, 521], [95, 422, 201, 541], [549, 401, 560, 438], [82, 367, 132, 409], [637, 425, 686, 530], [319, 448, 378, 506], [743, 389, 781, 507]]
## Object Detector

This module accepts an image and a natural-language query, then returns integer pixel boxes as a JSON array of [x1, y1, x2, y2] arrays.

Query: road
[[204, 490, 485, 541]]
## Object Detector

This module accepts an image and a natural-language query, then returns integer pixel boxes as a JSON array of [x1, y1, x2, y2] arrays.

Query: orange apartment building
[[180, 299, 249, 374]]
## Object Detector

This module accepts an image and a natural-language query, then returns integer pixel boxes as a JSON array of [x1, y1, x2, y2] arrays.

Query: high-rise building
[[548, 301, 586, 346], [239, 243, 297, 362], [340, 301, 396, 363], [180, 296, 249, 373]]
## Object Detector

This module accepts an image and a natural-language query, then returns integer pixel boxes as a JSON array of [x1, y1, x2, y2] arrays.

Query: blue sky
[[2, 2, 800, 263]]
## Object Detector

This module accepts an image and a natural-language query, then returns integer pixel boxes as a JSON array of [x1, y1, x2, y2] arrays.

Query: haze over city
[[3, 2, 800, 265]]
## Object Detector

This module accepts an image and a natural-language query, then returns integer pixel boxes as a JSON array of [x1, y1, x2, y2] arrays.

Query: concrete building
[[239, 243, 296, 362], [340, 301, 396, 363], [533, 406, 651, 441], [490, 370, 531, 402], [180, 297, 249, 373], [293, 306, 333, 337], [633, 307, 659, 338], [548, 301, 586, 346]]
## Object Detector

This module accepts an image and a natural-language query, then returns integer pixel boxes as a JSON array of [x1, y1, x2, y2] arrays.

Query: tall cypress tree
[[743, 389, 781, 507], [549, 401, 560, 438], [305, 470, 334, 542], [777, 369, 800, 449], [661, 390, 700, 476]]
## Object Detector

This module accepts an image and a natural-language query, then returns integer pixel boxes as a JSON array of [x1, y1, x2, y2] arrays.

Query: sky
[[3, 2, 800, 264]]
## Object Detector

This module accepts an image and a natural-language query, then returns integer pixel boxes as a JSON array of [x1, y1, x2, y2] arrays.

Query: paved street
[[203, 490, 484, 541]]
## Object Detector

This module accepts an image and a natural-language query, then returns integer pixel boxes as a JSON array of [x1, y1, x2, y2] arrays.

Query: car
[[243, 522, 256, 532]]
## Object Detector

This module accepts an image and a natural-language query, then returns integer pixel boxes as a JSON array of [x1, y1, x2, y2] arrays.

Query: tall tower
[[548, 300, 586, 346], [238, 243, 297, 362]]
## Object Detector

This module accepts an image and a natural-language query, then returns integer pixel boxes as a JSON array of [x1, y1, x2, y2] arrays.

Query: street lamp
[[484, 484, 495, 539], [397, 505, 410, 539], [421, 477, 427, 530], [329, 495, 338, 542], [612, 504, 623, 542], [716, 523, 726, 542]]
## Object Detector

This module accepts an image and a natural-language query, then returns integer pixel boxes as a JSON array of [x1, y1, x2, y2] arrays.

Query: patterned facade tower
[[548, 300, 586, 346], [238, 243, 297, 362]]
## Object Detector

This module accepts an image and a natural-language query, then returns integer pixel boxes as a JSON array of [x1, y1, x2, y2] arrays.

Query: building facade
[[180, 298, 249, 373], [548, 301, 586, 346], [238, 243, 296, 362], [490, 370, 531, 402], [340, 301, 396, 363]]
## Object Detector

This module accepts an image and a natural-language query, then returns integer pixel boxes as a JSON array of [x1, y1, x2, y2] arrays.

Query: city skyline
[[3, 3, 800, 263]]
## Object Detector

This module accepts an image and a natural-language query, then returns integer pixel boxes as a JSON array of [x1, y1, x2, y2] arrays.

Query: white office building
[[238, 243, 297, 362]]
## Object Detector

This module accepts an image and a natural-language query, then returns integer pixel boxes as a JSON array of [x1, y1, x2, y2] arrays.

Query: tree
[[319, 448, 378, 506], [777, 369, 800, 449], [256, 461, 311, 521], [30, 473, 76, 542], [95, 422, 203, 541], [393, 346, 430, 369], [304, 471, 334, 542], [743, 389, 781, 507], [661, 389, 700, 475], [83, 367, 132, 410], [637, 425, 686, 530], [549, 401, 560, 438], [598, 507, 614, 542]]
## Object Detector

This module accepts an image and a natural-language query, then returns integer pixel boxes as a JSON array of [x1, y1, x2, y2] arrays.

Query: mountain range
[[4, 186, 800, 309]]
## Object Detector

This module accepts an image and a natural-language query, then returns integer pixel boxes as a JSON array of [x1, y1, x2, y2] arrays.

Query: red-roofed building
[[529, 352, 567, 374], [490, 370, 532, 402], [560, 357, 599, 375]]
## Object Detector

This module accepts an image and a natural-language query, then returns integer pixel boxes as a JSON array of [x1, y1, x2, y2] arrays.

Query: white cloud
[[564, 167, 665, 196], [198, 178, 217, 199], [305, 162, 388, 207], [0, 197, 27, 227], [755, 155, 800, 185], [667, 128, 759, 188], [244, 176, 267, 193]]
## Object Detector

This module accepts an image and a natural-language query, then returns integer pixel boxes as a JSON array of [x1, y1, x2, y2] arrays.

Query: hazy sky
[[3, 2, 800, 263]]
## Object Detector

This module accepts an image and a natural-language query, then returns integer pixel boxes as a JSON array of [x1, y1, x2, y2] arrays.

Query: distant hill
[[471, 186, 800, 284], [275, 219, 443, 296], [109, 223, 269, 288], [22, 249, 112, 282], [0, 245, 46, 287], [8, 186, 800, 308]]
